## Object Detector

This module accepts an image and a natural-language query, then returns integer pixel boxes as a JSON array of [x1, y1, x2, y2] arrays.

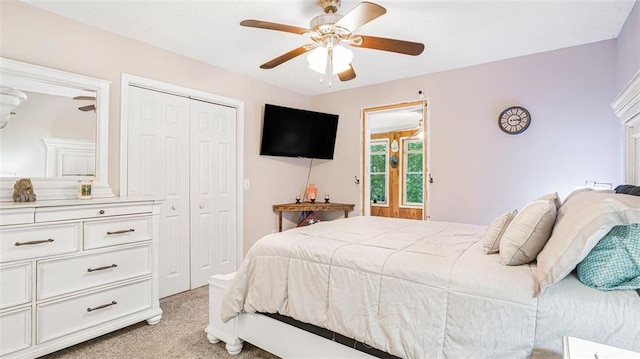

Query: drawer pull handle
[[87, 301, 117, 312], [99, 210, 105, 215], [87, 264, 118, 272], [106, 229, 135, 235], [15, 239, 54, 246]]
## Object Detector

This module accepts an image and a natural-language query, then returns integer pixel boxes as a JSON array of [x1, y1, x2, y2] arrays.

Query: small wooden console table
[[273, 202, 355, 232]]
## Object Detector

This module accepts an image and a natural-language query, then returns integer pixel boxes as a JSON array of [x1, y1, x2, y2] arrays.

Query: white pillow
[[482, 210, 517, 254], [499, 200, 557, 266], [534, 197, 640, 295]]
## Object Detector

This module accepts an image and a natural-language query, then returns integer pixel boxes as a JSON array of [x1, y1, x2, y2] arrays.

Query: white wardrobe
[[124, 84, 238, 298]]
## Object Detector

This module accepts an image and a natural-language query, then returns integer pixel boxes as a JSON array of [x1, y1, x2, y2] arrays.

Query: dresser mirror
[[0, 58, 113, 200]]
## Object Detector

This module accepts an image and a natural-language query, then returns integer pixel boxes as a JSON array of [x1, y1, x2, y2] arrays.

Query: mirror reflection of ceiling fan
[[73, 96, 96, 112], [241, 0, 425, 85]]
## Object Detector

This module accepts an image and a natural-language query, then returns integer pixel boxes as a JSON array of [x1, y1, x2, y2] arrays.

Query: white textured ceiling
[[22, 0, 636, 96]]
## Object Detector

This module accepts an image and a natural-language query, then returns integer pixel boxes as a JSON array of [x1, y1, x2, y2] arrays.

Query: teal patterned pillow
[[576, 223, 640, 291]]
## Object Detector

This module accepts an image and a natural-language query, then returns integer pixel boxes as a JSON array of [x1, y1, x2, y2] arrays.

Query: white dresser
[[0, 197, 162, 358]]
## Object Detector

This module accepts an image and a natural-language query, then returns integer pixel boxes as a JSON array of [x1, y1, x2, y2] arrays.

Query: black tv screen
[[260, 104, 339, 160]]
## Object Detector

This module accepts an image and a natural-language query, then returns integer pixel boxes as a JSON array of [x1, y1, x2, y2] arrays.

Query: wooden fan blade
[[240, 20, 309, 35], [73, 96, 96, 101], [334, 2, 386, 33], [260, 45, 313, 69], [356, 35, 425, 56], [79, 104, 96, 112], [338, 64, 356, 82]]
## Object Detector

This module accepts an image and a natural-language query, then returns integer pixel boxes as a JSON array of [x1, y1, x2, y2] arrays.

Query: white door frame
[[120, 74, 244, 266]]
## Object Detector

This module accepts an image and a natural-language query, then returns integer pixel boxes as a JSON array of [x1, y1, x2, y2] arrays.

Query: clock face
[[498, 106, 531, 135]]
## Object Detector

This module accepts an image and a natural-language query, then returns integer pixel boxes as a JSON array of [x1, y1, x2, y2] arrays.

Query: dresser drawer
[[84, 216, 152, 249], [38, 244, 152, 300], [35, 202, 153, 222], [37, 278, 152, 343], [0, 223, 80, 262], [0, 207, 35, 226], [0, 306, 32, 356], [0, 262, 31, 310]]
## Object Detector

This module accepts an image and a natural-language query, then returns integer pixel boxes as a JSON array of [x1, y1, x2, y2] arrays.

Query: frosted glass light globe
[[307, 45, 353, 75]]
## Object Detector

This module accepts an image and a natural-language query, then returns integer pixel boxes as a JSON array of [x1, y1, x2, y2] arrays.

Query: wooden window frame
[[370, 138, 389, 206], [400, 137, 423, 208]]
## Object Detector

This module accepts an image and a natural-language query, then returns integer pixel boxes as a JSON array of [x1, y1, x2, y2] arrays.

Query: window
[[370, 139, 388, 205], [403, 139, 423, 205]]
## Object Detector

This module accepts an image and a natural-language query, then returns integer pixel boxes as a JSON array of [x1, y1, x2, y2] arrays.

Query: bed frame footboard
[[206, 272, 375, 357], [206, 273, 244, 354]]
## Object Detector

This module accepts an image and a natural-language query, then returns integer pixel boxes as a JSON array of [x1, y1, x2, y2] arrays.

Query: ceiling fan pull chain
[[327, 47, 333, 87]]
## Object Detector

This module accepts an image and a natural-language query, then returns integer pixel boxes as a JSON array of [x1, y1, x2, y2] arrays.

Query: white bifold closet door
[[189, 99, 237, 286], [127, 86, 237, 298]]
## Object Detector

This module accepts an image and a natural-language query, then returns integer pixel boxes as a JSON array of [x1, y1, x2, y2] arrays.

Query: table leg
[[344, 210, 349, 218], [278, 212, 283, 232]]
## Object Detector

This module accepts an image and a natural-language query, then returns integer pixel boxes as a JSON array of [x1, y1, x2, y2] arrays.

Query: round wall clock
[[498, 106, 531, 135]]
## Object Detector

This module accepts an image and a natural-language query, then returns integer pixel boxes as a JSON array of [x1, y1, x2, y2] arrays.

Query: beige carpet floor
[[41, 286, 279, 359]]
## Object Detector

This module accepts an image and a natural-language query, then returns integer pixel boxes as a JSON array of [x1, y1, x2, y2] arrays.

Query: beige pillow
[[482, 210, 517, 254], [557, 190, 632, 224], [537, 192, 561, 210], [534, 197, 640, 295], [562, 187, 615, 206], [499, 200, 557, 266], [562, 188, 594, 205]]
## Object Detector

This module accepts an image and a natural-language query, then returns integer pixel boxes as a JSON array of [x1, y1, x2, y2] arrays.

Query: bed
[[206, 189, 640, 358]]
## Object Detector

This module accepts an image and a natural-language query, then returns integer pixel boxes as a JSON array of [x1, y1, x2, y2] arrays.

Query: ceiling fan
[[240, 0, 425, 85], [73, 96, 96, 112]]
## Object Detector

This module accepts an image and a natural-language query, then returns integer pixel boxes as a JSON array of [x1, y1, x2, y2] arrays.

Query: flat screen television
[[260, 104, 339, 160]]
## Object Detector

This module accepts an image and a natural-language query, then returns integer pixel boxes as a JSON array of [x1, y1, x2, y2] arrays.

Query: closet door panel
[[127, 91, 159, 197], [190, 101, 237, 288], [215, 107, 237, 276], [127, 86, 191, 298]]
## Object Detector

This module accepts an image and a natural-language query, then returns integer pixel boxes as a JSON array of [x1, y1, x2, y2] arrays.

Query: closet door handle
[[106, 229, 135, 235], [87, 264, 118, 272], [87, 301, 117, 312], [15, 239, 54, 246]]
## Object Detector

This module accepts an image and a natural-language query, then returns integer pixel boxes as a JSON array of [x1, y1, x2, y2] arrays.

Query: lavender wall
[[616, 1, 640, 91], [311, 40, 621, 225]]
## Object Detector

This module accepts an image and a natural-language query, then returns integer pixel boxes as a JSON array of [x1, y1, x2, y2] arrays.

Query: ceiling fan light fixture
[[307, 45, 353, 75]]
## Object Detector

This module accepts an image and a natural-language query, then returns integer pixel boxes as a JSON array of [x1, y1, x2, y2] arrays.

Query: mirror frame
[[0, 57, 113, 201]]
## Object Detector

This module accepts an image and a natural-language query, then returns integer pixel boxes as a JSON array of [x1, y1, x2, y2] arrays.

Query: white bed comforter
[[221, 216, 640, 358]]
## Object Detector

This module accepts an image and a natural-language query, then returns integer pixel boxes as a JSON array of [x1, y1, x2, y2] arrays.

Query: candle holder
[[306, 183, 317, 203], [324, 194, 330, 203], [77, 180, 93, 199]]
